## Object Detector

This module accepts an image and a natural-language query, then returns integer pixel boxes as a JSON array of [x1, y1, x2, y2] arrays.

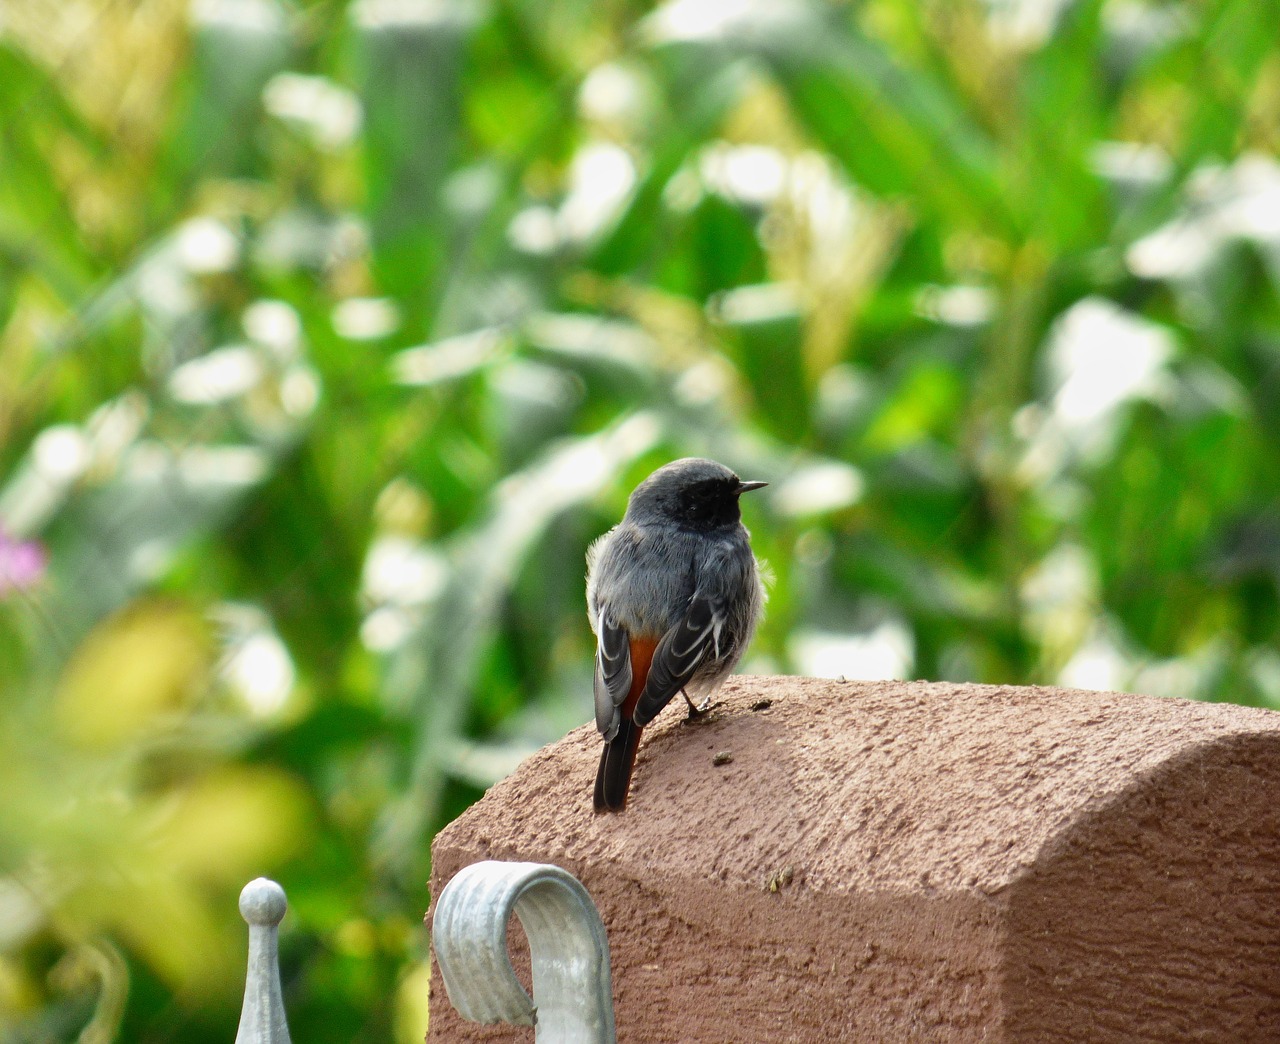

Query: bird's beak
[[735, 480, 768, 494]]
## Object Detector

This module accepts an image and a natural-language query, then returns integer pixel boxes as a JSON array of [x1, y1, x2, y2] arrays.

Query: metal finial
[[235, 878, 292, 1044], [433, 861, 616, 1043]]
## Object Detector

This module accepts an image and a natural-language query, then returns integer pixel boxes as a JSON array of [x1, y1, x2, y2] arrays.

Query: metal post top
[[239, 877, 288, 927]]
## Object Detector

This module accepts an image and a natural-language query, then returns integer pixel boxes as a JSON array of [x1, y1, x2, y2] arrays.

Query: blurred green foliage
[[2, 0, 1280, 1039]]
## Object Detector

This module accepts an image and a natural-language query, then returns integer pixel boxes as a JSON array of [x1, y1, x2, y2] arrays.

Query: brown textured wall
[[426, 678, 1280, 1042]]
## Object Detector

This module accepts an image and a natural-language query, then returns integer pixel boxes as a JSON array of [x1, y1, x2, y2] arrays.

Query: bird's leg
[[682, 688, 714, 721]]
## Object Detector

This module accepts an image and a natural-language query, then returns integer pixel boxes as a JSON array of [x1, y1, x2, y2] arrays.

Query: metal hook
[[433, 861, 616, 1043]]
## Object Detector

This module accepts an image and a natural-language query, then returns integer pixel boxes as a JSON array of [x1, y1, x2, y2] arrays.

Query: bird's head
[[625, 457, 767, 531]]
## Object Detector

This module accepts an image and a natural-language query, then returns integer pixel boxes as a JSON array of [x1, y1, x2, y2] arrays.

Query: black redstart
[[586, 457, 766, 812]]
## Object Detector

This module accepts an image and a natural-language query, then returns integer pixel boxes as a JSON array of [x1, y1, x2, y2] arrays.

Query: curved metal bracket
[[432, 861, 616, 1043]]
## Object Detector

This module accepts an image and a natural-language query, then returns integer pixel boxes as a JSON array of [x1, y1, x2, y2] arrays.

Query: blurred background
[[3, 0, 1280, 1039]]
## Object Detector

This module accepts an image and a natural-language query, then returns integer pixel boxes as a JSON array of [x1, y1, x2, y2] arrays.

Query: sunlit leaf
[[54, 599, 212, 748]]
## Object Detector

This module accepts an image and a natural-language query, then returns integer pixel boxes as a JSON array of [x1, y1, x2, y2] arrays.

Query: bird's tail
[[593, 717, 643, 812]]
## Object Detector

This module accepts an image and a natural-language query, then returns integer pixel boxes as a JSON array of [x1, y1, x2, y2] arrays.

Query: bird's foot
[[682, 690, 716, 722]]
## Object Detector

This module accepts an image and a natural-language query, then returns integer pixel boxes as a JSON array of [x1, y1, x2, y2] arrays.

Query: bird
[[586, 457, 767, 812]]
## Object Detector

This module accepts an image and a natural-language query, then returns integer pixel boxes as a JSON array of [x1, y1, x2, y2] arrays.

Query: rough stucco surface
[[426, 677, 1280, 1042]]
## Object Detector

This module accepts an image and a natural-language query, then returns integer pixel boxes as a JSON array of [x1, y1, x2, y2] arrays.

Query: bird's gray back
[[587, 519, 762, 663]]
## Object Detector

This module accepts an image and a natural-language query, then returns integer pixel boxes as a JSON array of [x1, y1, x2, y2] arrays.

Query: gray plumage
[[586, 458, 766, 810]]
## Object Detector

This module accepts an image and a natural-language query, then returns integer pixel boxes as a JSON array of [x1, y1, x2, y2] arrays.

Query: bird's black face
[[626, 457, 767, 530], [671, 476, 748, 530]]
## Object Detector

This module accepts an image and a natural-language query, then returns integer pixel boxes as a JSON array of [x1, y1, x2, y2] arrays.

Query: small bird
[[586, 457, 767, 812]]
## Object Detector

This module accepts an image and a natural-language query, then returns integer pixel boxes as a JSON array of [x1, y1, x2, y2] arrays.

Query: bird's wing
[[631, 593, 722, 727], [593, 608, 633, 741]]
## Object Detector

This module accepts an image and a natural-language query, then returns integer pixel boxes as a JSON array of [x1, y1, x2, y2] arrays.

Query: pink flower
[[0, 528, 48, 597]]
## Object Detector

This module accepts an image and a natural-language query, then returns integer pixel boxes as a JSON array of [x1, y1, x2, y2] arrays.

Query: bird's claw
[[682, 692, 716, 722]]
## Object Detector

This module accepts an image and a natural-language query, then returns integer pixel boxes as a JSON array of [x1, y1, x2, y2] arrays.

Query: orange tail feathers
[[593, 636, 657, 813]]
